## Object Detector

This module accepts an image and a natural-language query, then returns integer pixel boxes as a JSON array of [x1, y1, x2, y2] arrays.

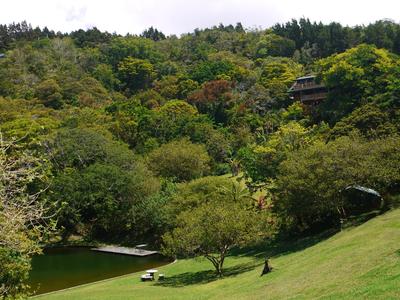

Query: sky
[[1, 0, 400, 35]]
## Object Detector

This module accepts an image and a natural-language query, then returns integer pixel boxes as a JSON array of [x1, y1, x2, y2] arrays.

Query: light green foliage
[[317, 44, 400, 123], [162, 201, 272, 276], [103, 36, 163, 69], [167, 176, 233, 217], [0, 139, 52, 299], [329, 103, 397, 139], [153, 100, 199, 142], [147, 139, 211, 182], [157, 100, 198, 119], [239, 121, 317, 183], [255, 33, 296, 58], [280, 101, 307, 123], [258, 57, 303, 107], [117, 57, 156, 92], [0, 98, 60, 149]]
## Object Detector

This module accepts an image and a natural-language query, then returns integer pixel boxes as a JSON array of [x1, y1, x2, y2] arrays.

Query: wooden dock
[[92, 246, 158, 257]]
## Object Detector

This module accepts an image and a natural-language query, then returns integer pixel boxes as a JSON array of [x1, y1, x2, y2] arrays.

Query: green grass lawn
[[35, 209, 400, 300]]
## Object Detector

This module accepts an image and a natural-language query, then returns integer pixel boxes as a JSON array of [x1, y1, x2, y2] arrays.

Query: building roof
[[344, 185, 381, 198], [288, 74, 325, 92], [296, 75, 316, 80]]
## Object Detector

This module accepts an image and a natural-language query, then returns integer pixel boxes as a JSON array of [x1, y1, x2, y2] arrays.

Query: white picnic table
[[146, 269, 158, 276]]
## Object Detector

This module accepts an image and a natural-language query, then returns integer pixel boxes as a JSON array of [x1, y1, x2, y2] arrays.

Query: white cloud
[[0, 0, 399, 35], [65, 6, 87, 22]]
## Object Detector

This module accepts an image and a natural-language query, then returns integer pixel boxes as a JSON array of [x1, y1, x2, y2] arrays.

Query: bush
[[147, 139, 211, 182]]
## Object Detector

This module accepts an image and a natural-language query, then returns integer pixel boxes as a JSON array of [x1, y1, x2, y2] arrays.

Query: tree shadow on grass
[[155, 261, 262, 287], [229, 228, 338, 260]]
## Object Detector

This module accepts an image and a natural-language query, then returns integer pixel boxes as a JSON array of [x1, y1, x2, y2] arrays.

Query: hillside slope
[[36, 209, 400, 300]]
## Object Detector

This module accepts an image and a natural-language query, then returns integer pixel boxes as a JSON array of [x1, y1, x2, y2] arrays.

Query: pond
[[28, 247, 171, 295]]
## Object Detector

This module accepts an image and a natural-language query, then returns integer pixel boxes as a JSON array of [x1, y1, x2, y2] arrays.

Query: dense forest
[[1, 18, 400, 298]]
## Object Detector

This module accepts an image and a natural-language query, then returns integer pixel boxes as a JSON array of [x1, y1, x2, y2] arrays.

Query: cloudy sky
[[1, 0, 399, 35]]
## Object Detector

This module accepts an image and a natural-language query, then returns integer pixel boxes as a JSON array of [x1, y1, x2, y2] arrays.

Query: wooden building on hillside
[[289, 75, 327, 106]]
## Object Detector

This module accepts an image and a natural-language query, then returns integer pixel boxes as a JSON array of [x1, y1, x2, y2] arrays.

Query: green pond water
[[28, 247, 171, 295]]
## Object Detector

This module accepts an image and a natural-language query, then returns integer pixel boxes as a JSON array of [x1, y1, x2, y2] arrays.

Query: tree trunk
[[205, 253, 225, 277]]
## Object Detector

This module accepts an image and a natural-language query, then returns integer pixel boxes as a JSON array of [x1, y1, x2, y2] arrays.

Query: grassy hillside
[[35, 209, 400, 300]]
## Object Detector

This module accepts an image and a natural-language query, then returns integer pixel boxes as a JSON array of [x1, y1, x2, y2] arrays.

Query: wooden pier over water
[[92, 245, 158, 257]]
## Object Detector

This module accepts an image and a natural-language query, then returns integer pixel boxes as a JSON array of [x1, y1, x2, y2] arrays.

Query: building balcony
[[291, 82, 325, 91], [300, 92, 328, 103]]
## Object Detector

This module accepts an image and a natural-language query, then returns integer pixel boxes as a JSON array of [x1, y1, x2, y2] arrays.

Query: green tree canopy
[[275, 135, 400, 231], [162, 201, 273, 276], [117, 57, 156, 92], [147, 138, 211, 182]]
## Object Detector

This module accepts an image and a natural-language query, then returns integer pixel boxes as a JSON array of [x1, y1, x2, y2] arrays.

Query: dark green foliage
[[35, 79, 63, 108], [52, 162, 159, 239], [141, 27, 166, 41], [70, 27, 112, 48], [48, 128, 134, 171], [275, 136, 400, 231], [191, 60, 236, 83]]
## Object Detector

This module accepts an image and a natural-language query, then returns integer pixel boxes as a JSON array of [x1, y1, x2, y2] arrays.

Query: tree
[[117, 57, 156, 92], [258, 57, 303, 108], [147, 139, 210, 182], [166, 175, 233, 219], [255, 33, 296, 58], [92, 63, 120, 90], [141, 27, 166, 41], [238, 122, 316, 184], [47, 127, 161, 238], [275, 135, 400, 231], [51, 162, 159, 239], [190, 60, 236, 83], [0, 137, 53, 298], [151, 100, 198, 142], [162, 201, 272, 276], [316, 44, 400, 124], [329, 103, 396, 139], [35, 79, 63, 108], [188, 79, 234, 124]]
